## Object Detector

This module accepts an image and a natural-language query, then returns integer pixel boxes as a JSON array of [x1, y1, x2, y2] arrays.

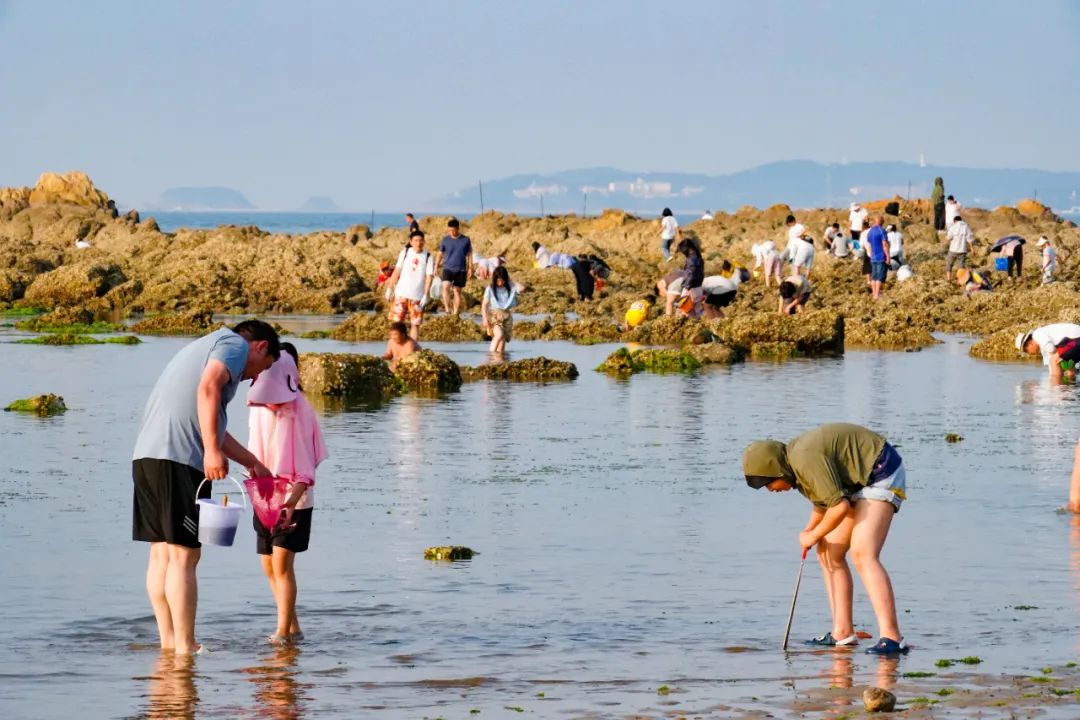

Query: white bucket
[[195, 476, 247, 547]]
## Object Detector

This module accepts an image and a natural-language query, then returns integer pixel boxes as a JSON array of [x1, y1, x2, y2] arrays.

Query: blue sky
[[2, 0, 1077, 209]]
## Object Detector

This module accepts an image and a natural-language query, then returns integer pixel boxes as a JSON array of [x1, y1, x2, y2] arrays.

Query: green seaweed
[[957, 656, 983, 665], [1042, 666, 1054, 674], [656, 685, 670, 696], [907, 697, 939, 705], [902, 671, 936, 678], [596, 347, 702, 375], [945, 433, 964, 443], [0, 306, 45, 316], [16, 334, 140, 346], [936, 688, 955, 696], [14, 320, 120, 334], [104, 335, 142, 344], [935, 658, 955, 668], [5, 394, 67, 416], [1015, 605, 1039, 611]]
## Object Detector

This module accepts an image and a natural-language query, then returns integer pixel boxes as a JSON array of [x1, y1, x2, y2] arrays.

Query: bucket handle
[[195, 475, 249, 510]]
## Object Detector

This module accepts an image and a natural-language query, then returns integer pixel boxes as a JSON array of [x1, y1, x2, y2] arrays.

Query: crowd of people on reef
[[126, 182, 1075, 663]]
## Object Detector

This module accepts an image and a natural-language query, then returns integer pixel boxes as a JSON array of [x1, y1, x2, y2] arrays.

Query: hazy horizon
[[4, 0, 1079, 209]]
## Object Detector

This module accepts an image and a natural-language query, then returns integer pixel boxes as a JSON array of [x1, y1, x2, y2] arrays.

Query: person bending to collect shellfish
[[743, 423, 909, 655]]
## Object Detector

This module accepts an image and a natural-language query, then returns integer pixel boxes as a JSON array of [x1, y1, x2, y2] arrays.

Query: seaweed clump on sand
[[394, 349, 463, 393], [709, 310, 844, 357], [298, 352, 403, 399], [461, 357, 579, 382], [597, 347, 702, 375], [5, 393, 67, 416], [129, 309, 220, 336], [329, 312, 388, 341], [544, 318, 623, 344], [424, 546, 475, 561], [16, 333, 141, 345], [420, 314, 486, 342], [14, 306, 119, 334]]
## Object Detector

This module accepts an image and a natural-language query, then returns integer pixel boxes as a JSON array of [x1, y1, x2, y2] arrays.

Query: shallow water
[[2, 332, 1080, 718]]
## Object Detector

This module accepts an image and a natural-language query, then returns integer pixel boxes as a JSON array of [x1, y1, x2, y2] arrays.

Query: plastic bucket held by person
[[195, 476, 246, 547]]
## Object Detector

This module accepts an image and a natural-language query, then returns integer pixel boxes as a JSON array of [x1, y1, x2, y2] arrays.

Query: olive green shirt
[[787, 423, 886, 508]]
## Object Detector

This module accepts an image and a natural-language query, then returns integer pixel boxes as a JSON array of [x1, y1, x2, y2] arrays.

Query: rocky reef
[[394, 350, 463, 393], [3, 172, 1077, 353], [129, 310, 221, 336], [5, 393, 67, 416], [597, 344, 738, 375], [460, 357, 579, 382], [298, 353, 403, 399]]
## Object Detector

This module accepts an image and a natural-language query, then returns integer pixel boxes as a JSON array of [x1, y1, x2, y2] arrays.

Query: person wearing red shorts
[[385, 230, 435, 341]]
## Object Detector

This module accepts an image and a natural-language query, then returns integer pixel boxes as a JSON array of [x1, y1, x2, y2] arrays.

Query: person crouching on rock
[[743, 423, 909, 655], [955, 268, 991, 297], [778, 275, 812, 315], [385, 230, 435, 341], [700, 270, 743, 319], [247, 342, 327, 647], [482, 265, 519, 358], [382, 321, 420, 371], [625, 293, 656, 329]]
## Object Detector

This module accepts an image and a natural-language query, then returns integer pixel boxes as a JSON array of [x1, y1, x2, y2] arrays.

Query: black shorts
[[861, 254, 872, 275], [705, 290, 737, 308], [255, 508, 313, 555], [132, 458, 209, 548], [441, 269, 468, 288], [851, 229, 862, 241]]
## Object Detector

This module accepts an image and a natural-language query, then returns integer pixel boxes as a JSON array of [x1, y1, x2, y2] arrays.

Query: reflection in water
[[244, 646, 307, 720], [142, 652, 197, 720]]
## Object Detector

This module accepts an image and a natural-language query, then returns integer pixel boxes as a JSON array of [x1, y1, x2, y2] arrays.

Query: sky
[[2, 0, 1078, 210]]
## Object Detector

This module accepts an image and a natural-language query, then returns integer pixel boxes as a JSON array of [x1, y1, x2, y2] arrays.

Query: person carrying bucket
[[742, 423, 910, 656], [132, 320, 280, 656], [246, 342, 327, 647]]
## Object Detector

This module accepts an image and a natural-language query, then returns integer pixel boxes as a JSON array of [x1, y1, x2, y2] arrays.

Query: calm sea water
[[2, 331, 1080, 718], [149, 212, 706, 235]]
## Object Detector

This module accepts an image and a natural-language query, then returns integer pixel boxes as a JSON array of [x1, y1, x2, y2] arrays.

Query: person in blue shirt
[[436, 218, 473, 315], [864, 216, 891, 300]]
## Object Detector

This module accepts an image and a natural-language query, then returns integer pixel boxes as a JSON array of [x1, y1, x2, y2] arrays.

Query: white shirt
[[1032, 324, 1080, 365], [393, 247, 434, 301], [849, 207, 868, 232], [701, 212, 714, 221], [887, 231, 903, 258], [786, 237, 815, 269], [1043, 245, 1057, 271], [702, 275, 738, 294], [945, 200, 961, 226], [947, 221, 973, 254], [787, 223, 806, 243], [660, 216, 679, 240]]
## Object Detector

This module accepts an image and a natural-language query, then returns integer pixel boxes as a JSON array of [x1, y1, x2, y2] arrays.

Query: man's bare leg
[[147, 542, 175, 650], [164, 543, 201, 654]]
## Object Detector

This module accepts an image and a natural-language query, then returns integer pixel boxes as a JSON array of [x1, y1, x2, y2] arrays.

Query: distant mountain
[[422, 162, 1080, 215], [297, 196, 342, 212], [148, 186, 255, 211]]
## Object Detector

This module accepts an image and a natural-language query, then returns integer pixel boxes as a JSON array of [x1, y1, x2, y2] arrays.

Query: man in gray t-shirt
[[132, 320, 279, 655]]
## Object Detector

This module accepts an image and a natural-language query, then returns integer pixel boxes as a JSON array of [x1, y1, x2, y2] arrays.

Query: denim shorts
[[870, 262, 888, 282], [853, 462, 906, 512]]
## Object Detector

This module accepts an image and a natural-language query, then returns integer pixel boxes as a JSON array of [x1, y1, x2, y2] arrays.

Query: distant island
[[148, 186, 255, 211], [296, 196, 342, 213], [421, 161, 1080, 215]]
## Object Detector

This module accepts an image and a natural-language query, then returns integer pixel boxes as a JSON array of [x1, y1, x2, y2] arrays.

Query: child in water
[[382, 321, 420, 371], [247, 342, 328, 647]]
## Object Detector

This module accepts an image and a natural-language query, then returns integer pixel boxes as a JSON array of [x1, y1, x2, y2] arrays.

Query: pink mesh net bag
[[243, 475, 292, 530]]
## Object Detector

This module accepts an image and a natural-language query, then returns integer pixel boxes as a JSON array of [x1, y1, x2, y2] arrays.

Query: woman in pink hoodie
[[247, 342, 327, 646]]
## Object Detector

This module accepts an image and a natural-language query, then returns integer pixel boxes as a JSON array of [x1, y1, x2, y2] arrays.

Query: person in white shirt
[[701, 209, 715, 221], [700, 272, 743, 318], [659, 207, 680, 261], [945, 215, 973, 279], [886, 224, 904, 267], [385, 230, 435, 341], [752, 240, 783, 286], [944, 196, 961, 227], [784, 215, 814, 276], [1016, 323, 1080, 374], [824, 223, 848, 257], [849, 202, 869, 242], [1037, 236, 1057, 284]]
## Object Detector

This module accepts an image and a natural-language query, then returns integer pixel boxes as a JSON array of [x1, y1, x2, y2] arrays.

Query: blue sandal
[[865, 637, 909, 655]]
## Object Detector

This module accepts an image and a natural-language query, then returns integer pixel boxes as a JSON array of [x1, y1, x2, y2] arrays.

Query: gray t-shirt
[[132, 328, 249, 470]]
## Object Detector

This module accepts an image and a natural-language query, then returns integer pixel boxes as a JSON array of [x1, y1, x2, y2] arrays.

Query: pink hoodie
[[247, 353, 327, 510]]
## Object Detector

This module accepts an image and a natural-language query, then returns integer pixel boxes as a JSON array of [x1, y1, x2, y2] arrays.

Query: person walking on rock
[[1038, 236, 1057, 284], [865, 216, 891, 300], [436, 218, 473, 315], [659, 207, 680, 262], [999, 236, 1024, 281], [931, 177, 946, 231], [387, 230, 435, 341], [743, 423, 909, 655], [945, 215, 973, 279], [132, 320, 280, 655], [945, 195, 961, 228]]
